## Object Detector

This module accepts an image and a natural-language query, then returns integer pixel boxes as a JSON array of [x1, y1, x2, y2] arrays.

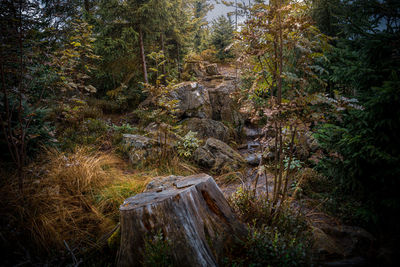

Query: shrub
[[177, 131, 201, 159], [314, 80, 400, 228], [200, 49, 217, 62], [227, 186, 312, 266], [226, 225, 310, 267], [0, 97, 55, 161]]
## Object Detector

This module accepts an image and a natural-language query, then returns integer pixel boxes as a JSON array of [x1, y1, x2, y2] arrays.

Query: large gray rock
[[243, 126, 262, 138], [122, 134, 158, 166], [313, 225, 375, 262], [194, 138, 245, 173], [245, 153, 262, 166], [144, 122, 179, 146], [184, 118, 232, 142], [184, 61, 206, 78], [208, 81, 243, 126], [170, 82, 212, 119]]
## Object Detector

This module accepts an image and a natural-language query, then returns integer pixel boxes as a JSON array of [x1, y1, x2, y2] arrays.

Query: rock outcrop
[[194, 138, 245, 172], [122, 134, 157, 166], [313, 225, 375, 263], [170, 82, 212, 119], [184, 61, 206, 78], [208, 81, 243, 126], [184, 118, 232, 142]]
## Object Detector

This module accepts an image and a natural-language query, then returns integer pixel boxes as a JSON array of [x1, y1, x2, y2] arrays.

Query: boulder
[[245, 153, 262, 166], [313, 225, 375, 262], [194, 138, 245, 173], [170, 82, 212, 119], [243, 126, 262, 139], [205, 63, 220, 76], [208, 81, 243, 126], [184, 118, 232, 142], [144, 122, 179, 146], [242, 151, 274, 166], [183, 61, 206, 78], [118, 174, 247, 267], [122, 134, 158, 166]]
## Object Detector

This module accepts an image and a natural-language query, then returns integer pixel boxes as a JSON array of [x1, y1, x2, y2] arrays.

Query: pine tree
[[210, 15, 234, 61]]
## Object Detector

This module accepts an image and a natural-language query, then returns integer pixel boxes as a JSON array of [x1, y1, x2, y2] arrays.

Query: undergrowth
[[226, 186, 313, 266], [0, 147, 148, 265], [296, 168, 371, 227]]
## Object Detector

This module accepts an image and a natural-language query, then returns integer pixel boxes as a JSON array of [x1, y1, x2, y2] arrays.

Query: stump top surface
[[120, 174, 213, 211]]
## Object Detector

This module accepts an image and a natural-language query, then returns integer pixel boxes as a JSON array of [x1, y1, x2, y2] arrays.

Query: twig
[[64, 240, 82, 267]]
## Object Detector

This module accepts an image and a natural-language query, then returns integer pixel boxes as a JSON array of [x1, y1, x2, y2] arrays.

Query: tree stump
[[118, 174, 246, 267]]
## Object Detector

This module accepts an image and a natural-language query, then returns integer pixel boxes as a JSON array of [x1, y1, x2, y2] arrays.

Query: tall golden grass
[[0, 147, 148, 256]]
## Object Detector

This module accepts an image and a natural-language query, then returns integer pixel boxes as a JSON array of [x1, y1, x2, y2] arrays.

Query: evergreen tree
[[312, 0, 400, 229], [210, 15, 234, 61], [193, 0, 213, 52]]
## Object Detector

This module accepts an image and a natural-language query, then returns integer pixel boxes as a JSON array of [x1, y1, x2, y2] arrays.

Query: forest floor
[[0, 63, 378, 267]]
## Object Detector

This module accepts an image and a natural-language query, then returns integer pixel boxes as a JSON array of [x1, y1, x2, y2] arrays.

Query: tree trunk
[[139, 27, 148, 83], [118, 174, 247, 267], [160, 33, 166, 75], [177, 43, 181, 80], [84, 0, 90, 14], [160, 33, 166, 84]]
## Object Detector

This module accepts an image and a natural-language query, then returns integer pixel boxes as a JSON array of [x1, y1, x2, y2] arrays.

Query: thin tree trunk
[[274, 123, 284, 206], [177, 43, 181, 80], [84, 0, 90, 14], [282, 127, 297, 201], [276, 0, 283, 105], [139, 27, 148, 83], [253, 143, 264, 196], [272, 121, 279, 202], [17, 0, 24, 191], [161, 33, 166, 75]]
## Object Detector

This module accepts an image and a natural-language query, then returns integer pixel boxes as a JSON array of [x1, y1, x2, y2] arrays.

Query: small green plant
[[226, 225, 310, 267], [142, 230, 174, 267], [177, 131, 201, 158], [284, 156, 302, 171], [111, 123, 137, 134]]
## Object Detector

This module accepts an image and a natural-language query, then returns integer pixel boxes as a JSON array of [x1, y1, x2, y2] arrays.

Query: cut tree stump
[[118, 174, 246, 267]]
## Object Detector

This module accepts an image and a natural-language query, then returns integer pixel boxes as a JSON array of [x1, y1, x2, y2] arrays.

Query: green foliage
[[142, 231, 174, 267], [228, 186, 311, 266], [0, 97, 55, 160], [53, 100, 109, 150], [210, 15, 234, 61], [227, 225, 310, 267], [110, 123, 138, 145], [53, 19, 100, 94], [193, 0, 214, 52], [111, 123, 137, 134], [177, 131, 201, 158], [284, 156, 302, 171], [315, 79, 400, 226], [308, 0, 400, 236]]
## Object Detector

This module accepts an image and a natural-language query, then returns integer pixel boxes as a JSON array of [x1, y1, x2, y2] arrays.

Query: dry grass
[[140, 155, 200, 177], [0, 147, 148, 257]]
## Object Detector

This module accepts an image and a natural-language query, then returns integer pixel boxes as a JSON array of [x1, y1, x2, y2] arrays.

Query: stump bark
[[118, 174, 246, 267]]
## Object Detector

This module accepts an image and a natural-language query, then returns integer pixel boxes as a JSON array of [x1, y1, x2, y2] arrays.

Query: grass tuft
[[0, 147, 148, 261]]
